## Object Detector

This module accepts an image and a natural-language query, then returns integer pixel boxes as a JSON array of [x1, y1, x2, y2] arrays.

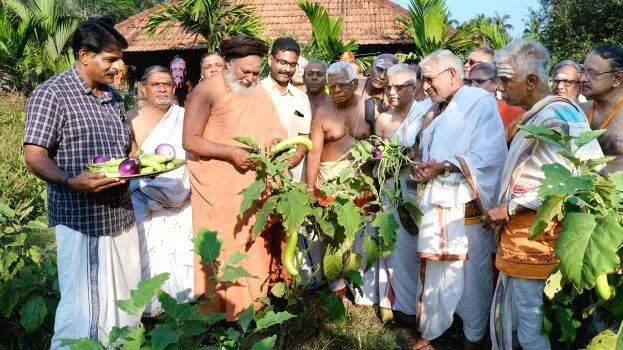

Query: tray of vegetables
[[87, 143, 186, 179]]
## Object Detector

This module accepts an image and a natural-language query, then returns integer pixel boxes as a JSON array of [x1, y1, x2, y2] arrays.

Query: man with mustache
[[304, 59, 330, 115], [411, 50, 507, 350], [580, 44, 623, 173], [357, 53, 398, 116], [552, 59, 582, 104], [183, 36, 286, 321], [126, 66, 193, 313], [23, 19, 139, 347]]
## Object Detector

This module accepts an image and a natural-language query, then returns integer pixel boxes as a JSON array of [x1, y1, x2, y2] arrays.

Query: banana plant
[[298, 0, 358, 63]]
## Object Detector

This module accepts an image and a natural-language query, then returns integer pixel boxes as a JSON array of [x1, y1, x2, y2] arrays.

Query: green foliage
[[396, 0, 476, 60], [297, 1, 358, 62], [527, 0, 623, 63], [145, 0, 263, 52]]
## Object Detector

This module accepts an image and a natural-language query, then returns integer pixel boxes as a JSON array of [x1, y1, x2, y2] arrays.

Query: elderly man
[[199, 52, 225, 82], [291, 55, 309, 91], [183, 36, 286, 321], [580, 44, 623, 173], [23, 20, 138, 347], [357, 54, 398, 115], [261, 37, 312, 183], [464, 47, 495, 76], [467, 62, 524, 141], [306, 62, 371, 188], [356, 63, 432, 317], [126, 66, 193, 313], [304, 59, 330, 115], [488, 40, 602, 350], [411, 50, 507, 349], [552, 59, 582, 103]]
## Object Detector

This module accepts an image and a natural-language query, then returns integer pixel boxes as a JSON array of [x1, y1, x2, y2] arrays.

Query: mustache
[[106, 69, 118, 76]]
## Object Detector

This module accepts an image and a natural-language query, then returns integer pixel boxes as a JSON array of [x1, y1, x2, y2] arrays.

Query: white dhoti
[[51, 224, 140, 349], [490, 272, 550, 350], [130, 104, 194, 313]]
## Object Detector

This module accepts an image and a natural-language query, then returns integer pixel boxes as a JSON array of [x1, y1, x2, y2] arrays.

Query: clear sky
[[393, 0, 541, 39]]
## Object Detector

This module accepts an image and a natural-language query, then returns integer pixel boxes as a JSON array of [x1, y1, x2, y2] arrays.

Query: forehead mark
[[496, 63, 515, 79], [554, 73, 570, 80]]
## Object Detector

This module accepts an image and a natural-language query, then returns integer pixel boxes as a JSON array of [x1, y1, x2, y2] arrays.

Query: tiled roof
[[115, 0, 412, 52]]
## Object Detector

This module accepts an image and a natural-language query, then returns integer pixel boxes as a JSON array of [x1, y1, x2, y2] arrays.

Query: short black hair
[[404, 59, 421, 79], [593, 44, 623, 71], [270, 37, 300, 56], [220, 36, 269, 61], [71, 18, 128, 57]]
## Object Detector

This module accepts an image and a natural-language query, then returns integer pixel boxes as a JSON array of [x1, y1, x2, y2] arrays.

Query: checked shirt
[[24, 67, 134, 236]]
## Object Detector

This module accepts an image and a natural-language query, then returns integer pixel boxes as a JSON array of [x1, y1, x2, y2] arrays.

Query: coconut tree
[[396, 0, 476, 60], [297, 0, 358, 63], [477, 21, 510, 49], [491, 11, 513, 32], [145, 0, 263, 52]]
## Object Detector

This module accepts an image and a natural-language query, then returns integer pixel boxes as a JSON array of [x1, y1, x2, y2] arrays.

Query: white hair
[[326, 61, 355, 81], [387, 63, 418, 84], [553, 59, 580, 75], [495, 39, 550, 84], [420, 50, 464, 80]]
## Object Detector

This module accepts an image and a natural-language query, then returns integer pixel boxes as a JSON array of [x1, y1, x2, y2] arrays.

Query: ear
[[138, 82, 146, 100], [526, 73, 539, 90], [268, 54, 274, 65], [77, 49, 92, 66], [612, 71, 623, 88], [225, 61, 232, 72]]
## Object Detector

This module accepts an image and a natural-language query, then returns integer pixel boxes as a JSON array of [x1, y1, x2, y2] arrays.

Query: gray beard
[[225, 70, 254, 95]]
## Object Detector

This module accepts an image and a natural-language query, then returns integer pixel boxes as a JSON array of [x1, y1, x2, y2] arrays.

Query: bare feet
[[411, 338, 431, 350]]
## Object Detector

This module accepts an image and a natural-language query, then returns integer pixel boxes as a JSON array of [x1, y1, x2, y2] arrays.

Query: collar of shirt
[[262, 76, 296, 97], [70, 66, 113, 102]]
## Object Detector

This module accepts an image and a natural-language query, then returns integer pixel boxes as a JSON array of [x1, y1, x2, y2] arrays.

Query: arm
[[182, 80, 252, 170], [306, 112, 325, 189], [289, 142, 307, 168]]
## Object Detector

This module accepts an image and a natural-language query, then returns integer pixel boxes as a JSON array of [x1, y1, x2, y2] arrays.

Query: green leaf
[[336, 201, 362, 238], [233, 136, 260, 150], [19, 295, 47, 332], [529, 195, 565, 239], [276, 189, 310, 234], [344, 270, 363, 296], [610, 171, 623, 192], [401, 197, 423, 225], [115, 300, 141, 317], [372, 212, 398, 251], [149, 325, 180, 350], [254, 310, 295, 331], [544, 269, 564, 300], [194, 229, 222, 263], [575, 129, 606, 148], [539, 164, 595, 197], [555, 213, 623, 290], [226, 327, 242, 340], [587, 329, 618, 350], [115, 273, 169, 317], [123, 327, 145, 350], [362, 235, 381, 271], [25, 220, 48, 230], [225, 251, 251, 266], [252, 197, 278, 239], [555, 305, 580, 343], [616, 320, 623, 350], [109, 327, 130, 344], [270, 281, 287, 298], [0, 204, 16, 218], [219, 266, 256, 283], [238, 305, 254, 332], [323, 250, 343, 280], [239, 179, 266, 218], [324, 293, 346, 323], [207, 312, 226, 325], [520, 124, 563, 143], [251, 335, 277, 350], [156, 290, 190, 320], [64, 338, 105, 350]]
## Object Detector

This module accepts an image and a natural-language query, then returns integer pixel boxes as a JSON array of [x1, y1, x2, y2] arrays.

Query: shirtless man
[[375, 64, 420, 139], [356, 53, 398, 115], [306, 62, 372, 188], [304, 59, 330, 115], [580, 44, 623, 173]]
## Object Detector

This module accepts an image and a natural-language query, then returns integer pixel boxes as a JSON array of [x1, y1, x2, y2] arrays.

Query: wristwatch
[[507, 200, 518, 217], [443, 161, 450, 177]]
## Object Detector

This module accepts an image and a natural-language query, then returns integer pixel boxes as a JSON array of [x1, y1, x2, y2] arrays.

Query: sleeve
[[297, 93, 313, 135], [23, 86, 63, 150]]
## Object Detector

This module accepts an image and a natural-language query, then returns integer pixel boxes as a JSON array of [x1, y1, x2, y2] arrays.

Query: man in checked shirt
[[23, 19, 139, 348]]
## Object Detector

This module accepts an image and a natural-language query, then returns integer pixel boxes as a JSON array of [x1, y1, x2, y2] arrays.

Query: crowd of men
[[22, 18, 623, 349]]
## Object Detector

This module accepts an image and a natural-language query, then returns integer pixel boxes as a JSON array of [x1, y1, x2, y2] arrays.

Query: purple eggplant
[[372, 148, 383, 159], [118, 157, 141, 176], [92, 155, 110, 164], [155, 143, 176, 161]]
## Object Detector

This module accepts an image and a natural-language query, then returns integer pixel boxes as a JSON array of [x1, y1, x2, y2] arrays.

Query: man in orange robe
[[183, 36, 286, 321]]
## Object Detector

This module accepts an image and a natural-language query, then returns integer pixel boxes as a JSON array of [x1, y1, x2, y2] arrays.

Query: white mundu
[[130, 104, 194, 313], [417, 86, 507, 342]]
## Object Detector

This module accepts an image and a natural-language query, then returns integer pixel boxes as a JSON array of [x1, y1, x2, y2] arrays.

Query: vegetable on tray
[[87, 144, 185, 178]]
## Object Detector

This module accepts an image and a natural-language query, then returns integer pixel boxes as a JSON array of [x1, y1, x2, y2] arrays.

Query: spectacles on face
[[275, 58, 298, 69], [422, 68, 451, 85], [579, 68, 617, 79], [463, 77, 494, 86], [552, 79, 579, 87], [385, 83, 414, 92], [327, 81, 355, 92]]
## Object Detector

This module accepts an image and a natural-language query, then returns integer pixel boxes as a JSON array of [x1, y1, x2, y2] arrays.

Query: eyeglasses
[[385, 83, 415, 92], [579, 69, 617, 79], [463, 77, 494, 86], [327, 81, 355, 91], [422, 68, 451, 85], [275, 58, 298, 69], [552, 79, 579, 87]]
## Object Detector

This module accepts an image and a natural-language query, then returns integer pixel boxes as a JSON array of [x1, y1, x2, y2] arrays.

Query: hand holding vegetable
[[410, 160, 443, 183], [67, 171, 125, 192], [229, 147, 253, 171]]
